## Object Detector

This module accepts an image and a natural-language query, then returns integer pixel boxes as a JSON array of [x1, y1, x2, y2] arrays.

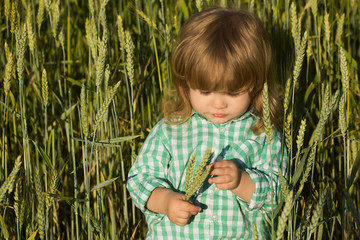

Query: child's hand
[[165, 192, 201, 226], [208, 160, 241, 190]]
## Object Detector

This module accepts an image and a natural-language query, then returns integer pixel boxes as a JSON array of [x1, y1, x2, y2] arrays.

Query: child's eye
[[200, 91, 211, 95], [228, 92, 240, 97]]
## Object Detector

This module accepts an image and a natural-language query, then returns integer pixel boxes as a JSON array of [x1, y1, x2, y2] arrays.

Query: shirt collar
[[191, 110, 257, 126]]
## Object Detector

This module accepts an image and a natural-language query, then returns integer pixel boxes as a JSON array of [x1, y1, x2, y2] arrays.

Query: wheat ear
[[5, 0, 10, 23], [278, 169, 289, 198], [14, 178, 25, 230], [339, 47, 349, 93], [135, 8, 157, 30], [184, 147, 212, 201], [262, 82, 273, 144], [276, 190, 293, 240], [284, 112, 292, 151], [4, 45, 14, 96], [26, 7, 35, 54], [253, 224, 259, 240], [185, 153, 196, 195], [309, 188, 328, 234], [10, 1, 18, 34], [41, 69, 48, 107], [295, 118, 307, 164], [335, 14, 345, 44], [117, 15, 126, 53], [35, 169, 45, 240], [196, 0, 203, 12], [37, 0, 45, 31], [93, 81, 121, 131], [80, 84, 89, 139], [0, 156, 22, 203], [125, 31, 135, 86], [339, 93, 347, 136]]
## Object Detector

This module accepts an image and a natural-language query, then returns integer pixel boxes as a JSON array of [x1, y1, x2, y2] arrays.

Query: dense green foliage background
[[0, 0, 359, 239]]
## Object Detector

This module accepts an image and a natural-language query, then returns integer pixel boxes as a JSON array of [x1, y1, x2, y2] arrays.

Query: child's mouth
[[213, 114, 227, 118]]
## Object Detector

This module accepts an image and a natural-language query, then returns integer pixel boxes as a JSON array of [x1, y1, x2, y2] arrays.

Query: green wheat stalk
[[51, 0, 60, 40], [35, 169, 45, 240], [253, 224, 259, 240], [324, 12, 331, 55], [339, 47, 349, 93], [278, 169, 289, 198], [283, 77, 291, 114], [117, 15, 126, 53], [297, 145, 316, 197], [41, 69, 49, 107], [5, 0, 10, 25], [262, 82, 273, 144], [46, 170, 58, 213], [196, 0, 203, 12], [125, 31, 135, 86], [37, 0, 45, 31], [87, 209, 102, 234], [184, 147, 212, 201], [96, 36, 107, 89], [344, 190, 360, 229], [3, 45, 13, 96], [292, 31, 308, 88], [15, 25, 27, 84], [335, 14, 345, 44], [10, 1, 17, 34], [135, 8, 157, 30], [26, 7, 35, 55], [14, 178, 25, 233], [86, 17, 98, 62], [295, 118, 307, 165], [0, 156, 22, 203], [80, 84, 89, 139], [284, 111, 292, 151], [309, 188, 328, 236], [249, 0, 255, 12], [93, 81, 121, 131], [290, 2, 300, 54], [88, 0, 95, 16], [310, 0, 318, 19], [314, 84, 330, 142], [295, 202, 313, 239], [339, 94, 347, 136], [276, 190, 293, 240]]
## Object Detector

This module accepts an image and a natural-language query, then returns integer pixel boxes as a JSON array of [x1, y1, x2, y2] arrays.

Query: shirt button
[[219, 127, 226, 133], [212, 214, 218, 221]]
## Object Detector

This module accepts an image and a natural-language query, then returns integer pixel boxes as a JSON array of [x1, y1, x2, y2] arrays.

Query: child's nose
[[213, 95, 227, 109]]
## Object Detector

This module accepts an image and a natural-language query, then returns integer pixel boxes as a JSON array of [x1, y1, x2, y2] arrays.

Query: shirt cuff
[[246, 169, 277, 210], [131, 178, 172, 218]]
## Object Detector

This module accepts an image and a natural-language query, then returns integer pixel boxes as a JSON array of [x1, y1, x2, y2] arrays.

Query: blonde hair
[[164, 7, 283, 133]]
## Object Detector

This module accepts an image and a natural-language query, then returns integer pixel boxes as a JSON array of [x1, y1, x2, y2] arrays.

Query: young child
[[127, 7, 287, 239]]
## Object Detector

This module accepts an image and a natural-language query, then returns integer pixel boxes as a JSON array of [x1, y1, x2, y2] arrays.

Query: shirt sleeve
[[242, 130, 288, 211], [126, 121, 173, 216]]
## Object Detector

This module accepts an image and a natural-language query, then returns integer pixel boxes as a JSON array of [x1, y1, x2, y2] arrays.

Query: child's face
[[189, 88, 251, 124]]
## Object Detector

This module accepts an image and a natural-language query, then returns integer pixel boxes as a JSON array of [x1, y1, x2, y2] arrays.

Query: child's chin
[[210, 118, 230, 124]]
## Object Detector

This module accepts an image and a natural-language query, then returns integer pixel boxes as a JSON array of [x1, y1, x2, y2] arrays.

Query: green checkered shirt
[[127, 111, 287, 239]]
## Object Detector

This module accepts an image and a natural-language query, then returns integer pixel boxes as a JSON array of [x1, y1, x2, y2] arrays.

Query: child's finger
[[184, 203, 201, 213], [209, 175, 231, 184], [210, 167, 229, 176]]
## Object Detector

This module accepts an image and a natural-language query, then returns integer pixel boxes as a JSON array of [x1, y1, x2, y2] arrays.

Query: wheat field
[[0, 0, 359, 239]]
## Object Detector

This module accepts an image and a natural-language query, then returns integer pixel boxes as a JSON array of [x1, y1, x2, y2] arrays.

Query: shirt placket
[[212, 123, 229, 237]]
